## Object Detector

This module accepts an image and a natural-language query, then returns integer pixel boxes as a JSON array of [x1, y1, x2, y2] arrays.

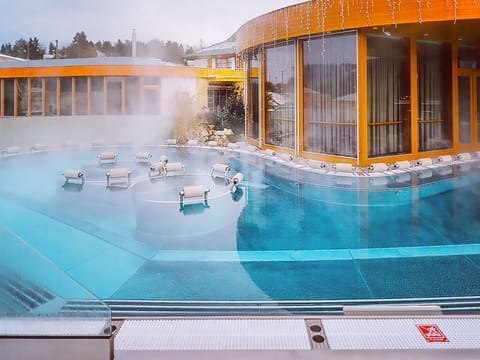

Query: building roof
[[0, 56, 181, 69], [0, 53, 25, 62], [189, 34, 237, 58]]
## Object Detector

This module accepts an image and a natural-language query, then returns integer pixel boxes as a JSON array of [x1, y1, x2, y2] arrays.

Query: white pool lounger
[[106, 168, 131, 187]]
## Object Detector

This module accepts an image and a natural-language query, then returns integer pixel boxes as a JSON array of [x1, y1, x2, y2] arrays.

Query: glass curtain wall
[[31, 78, 43, 116], [143, 77, 160, 114], [107, 77, 122, 115], [75, 77, 88, 115], [45, 78, 57, 116], [4, 79, 14, 116], [367, 35, 411, 157], [60, 77, 72, 115], [417, 41, 452, 151], [91, 77, 104, 115], [477, 77, 480, 143], [247, 53, 260, 141], [126, 77, 140, 114], [458, 76, 471, 144], [17, 79, 28, 116], [264, 42, 296, 149], [303, 32, 358, 157], [458, 45, 480, 70]]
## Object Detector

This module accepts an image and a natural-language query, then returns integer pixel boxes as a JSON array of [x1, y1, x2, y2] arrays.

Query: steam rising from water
[[0, 78, 197, 148]]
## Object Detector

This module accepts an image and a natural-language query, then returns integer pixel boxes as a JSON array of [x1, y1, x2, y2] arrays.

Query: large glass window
[[60, 77, 72, 115], [368, 35, 411, 157], [458, 76, 471, 144], [143, 77, 160, 114], [17, 79, 28, 116], [477, 77, 480, 143], [126, 77, 140, 115], [4, 79, 14, 116], [31, 78, 43, 116], [75, 77, 88, 115], [207, 83, 233, 113], [458, 45, 480, 70], [417, 41, 452, 151], [247, 53, 260, 141], [303, 33, 357, 157], [107, 77, 122, 115], [264, 42, 296, 149], [45, 78, 57, 116], [91, 77, 104, 115]]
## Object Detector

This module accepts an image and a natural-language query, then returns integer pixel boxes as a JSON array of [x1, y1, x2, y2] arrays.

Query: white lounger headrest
[[181, 185, 209, 198], [212, 163, 230, 173], [367, 162, 389, 172], [456, 152, 472, 161], [98, 152, 117, 160], [107, 168, 131, 178], [165, 162, 184, 172], [136, 151, 152, 160], [232, 173, 244, 185], [393, 160, 411, 170], [63, 170, 83, 179]]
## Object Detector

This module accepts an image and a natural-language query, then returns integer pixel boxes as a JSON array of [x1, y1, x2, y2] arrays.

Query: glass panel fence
[[0, 225, 112, 337]]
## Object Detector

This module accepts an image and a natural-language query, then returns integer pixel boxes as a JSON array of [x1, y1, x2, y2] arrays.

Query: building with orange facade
[[0, 49, 243, 146], [2, 1, 480, 167], [237, 0, 480, 166]]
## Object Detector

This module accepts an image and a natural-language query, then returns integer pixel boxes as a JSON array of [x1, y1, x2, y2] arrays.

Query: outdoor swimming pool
[[1, 145, 480, 314]]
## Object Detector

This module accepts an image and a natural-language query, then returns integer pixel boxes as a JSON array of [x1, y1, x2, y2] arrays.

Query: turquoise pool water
[[1, 146, 480, 307]]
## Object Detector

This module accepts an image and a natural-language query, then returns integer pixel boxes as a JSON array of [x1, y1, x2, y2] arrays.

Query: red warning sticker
[[416, 324, 449, 343]]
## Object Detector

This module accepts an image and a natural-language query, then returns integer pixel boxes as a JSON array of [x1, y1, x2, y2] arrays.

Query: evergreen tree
[[28, 37, 44, 59], [64, 31, 96, 58], [48, 42, 55, 55], [13, 38, 28, 58]]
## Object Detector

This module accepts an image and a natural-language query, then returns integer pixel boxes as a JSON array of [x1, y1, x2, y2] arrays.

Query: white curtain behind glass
[[368, 35, 410, 157], [303, 33, 357, 157], [417, 41, 452, 151]]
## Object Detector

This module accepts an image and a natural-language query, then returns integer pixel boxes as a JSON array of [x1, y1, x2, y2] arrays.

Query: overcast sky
[[1, 0, 304, 48]]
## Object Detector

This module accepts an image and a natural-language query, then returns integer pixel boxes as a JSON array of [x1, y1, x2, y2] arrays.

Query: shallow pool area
[[1, 145, 480, 314]]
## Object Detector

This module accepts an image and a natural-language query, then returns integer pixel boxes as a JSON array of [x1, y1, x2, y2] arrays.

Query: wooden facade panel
[[237, 0, 480, 51]]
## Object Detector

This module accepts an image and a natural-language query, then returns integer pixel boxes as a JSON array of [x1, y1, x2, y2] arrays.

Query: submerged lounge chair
[[334, 163, 354, 173], [393, 160, 411, 170], [367, 162, 389, 173], [31, 143, 48, 152], [211, 163, 231, 180], [3, 146, 21, 156], [135, 151, 152, 162], [98, 152, 117, 163], [179, 185, 210, 206], [230, 172, 244, 193], [106, 168, 131, 187], [63, 169, 84, 185], [415, 158, 433, 167], [163, 162, 185, 176], [148, 156, 169, 177]]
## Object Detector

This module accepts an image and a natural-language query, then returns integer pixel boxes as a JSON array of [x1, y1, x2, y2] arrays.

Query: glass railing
[[0, 225, 112, 337]]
